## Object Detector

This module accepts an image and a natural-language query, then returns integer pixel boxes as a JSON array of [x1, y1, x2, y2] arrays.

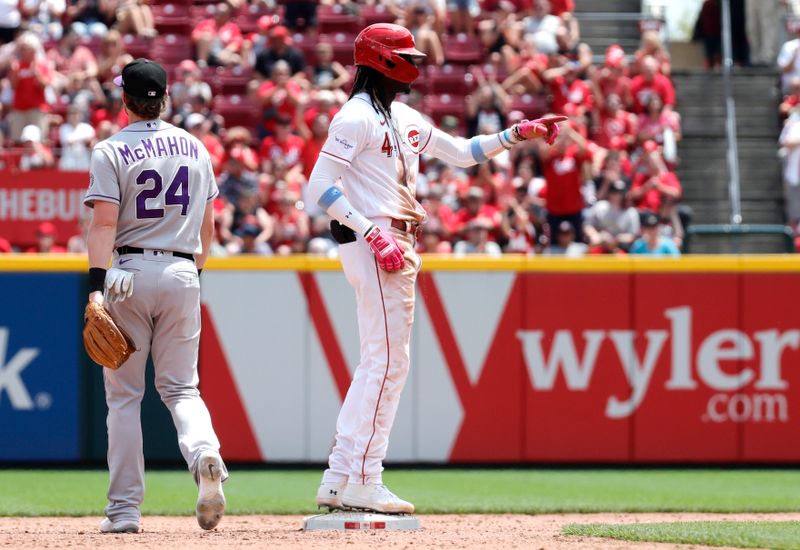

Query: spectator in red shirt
[[258, 60, 303, 136], [543, 59, 593, 116], [186, 113, 225, 174], [549, 0, 574, 16], [416, 219, 452, 254], [296, 108, 329, 182], [537, 123, 593, 242], [455, 186, 501, 236], [260, 114, 304, 175], [630, 55, 676, 114], [630, 142, 682, 213], [25, 222, 66, 253], [47, 24, 102, 104], [780, 76, 800, 119], [637, 93, 681, 155], [8, 32, 52, 143], [270, 187, 310, 255], [590, 44, 633, 110], [592, 93, 637, 151], [502, 34, 547, 95], [632, 30, 672, 77], [224, 126, 259, 172], [92, 88, 128, 137], [192, 2, 246, 68], [422, 183, 458, 238]]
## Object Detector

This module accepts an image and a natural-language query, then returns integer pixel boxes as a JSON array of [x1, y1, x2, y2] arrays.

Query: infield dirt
[[2, 513, 799, 549]]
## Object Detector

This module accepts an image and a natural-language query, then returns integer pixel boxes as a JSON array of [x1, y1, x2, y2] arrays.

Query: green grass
[[564, 521, 800, 549], [1, 469, 800, 516]]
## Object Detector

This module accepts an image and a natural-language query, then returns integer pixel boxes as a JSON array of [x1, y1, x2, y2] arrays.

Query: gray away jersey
[[84, 119, 218, 255]]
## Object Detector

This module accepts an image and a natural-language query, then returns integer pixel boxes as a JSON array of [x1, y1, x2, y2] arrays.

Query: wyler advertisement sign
[[199, 266, 800, 465], [0, 273, 83, 460], [452, 272, 800, 463]]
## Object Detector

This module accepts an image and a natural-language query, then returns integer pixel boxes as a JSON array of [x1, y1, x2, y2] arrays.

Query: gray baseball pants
[[104, 251, 226, 524]]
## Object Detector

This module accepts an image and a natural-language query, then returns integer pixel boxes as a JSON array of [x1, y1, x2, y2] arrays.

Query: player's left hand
[[105, 268, 134, 304], [515, 116, 568, 145]]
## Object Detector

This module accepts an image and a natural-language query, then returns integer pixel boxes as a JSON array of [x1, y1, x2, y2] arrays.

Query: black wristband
[[88, 267, 107, 293]]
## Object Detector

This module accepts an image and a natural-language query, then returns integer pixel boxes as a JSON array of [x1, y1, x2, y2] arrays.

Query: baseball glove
[[83, 302, 136, 370]]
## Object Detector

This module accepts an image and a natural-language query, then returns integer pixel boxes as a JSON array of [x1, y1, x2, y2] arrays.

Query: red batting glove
[[514, 115, 568, 145], [364, 225, 405, 272]]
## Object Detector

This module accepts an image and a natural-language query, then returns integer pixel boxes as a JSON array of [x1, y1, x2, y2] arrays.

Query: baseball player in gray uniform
[[84, 59, 227, 533]]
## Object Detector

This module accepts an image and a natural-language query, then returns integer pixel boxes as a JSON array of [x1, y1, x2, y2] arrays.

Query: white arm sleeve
[[307, 155, 374, 236], [422, 126, 519, 168]]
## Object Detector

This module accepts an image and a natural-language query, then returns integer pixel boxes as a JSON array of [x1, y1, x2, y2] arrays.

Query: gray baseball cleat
[[196, 451, 226, 530], [99, 517, 140, 533], [315, 481, 347, 510]]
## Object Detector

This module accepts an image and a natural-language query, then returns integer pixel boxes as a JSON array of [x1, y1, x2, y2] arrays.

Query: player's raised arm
[[421, 115, 567, 168]]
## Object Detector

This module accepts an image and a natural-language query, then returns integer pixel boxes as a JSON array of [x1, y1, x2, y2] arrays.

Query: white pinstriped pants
[[322, 218, 420, 485]]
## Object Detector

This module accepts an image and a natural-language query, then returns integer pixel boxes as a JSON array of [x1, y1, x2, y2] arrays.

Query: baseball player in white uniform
[[84, 59, 227, 533], [308, 23, 565, 514]]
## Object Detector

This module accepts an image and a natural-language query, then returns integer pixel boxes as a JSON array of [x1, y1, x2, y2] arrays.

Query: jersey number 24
[[136, 166, 190, 219]]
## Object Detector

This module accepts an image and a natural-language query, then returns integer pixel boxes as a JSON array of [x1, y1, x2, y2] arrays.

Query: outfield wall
[[1, 255, 799, 463]]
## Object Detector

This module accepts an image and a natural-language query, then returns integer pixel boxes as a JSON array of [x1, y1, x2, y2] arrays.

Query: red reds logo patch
[[406, 126, 420, 151]]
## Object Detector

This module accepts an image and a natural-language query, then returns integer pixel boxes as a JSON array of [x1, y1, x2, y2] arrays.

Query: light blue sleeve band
[[500, 129, 514, 147], [317, 186, 343, 210], [469, 137, 488, 163]]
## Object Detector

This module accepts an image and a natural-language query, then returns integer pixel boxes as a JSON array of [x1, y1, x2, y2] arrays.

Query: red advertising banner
[[0, 170, 88, 247]]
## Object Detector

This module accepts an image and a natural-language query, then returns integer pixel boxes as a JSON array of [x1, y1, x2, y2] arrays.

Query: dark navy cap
[[113, 58, 167, 99]]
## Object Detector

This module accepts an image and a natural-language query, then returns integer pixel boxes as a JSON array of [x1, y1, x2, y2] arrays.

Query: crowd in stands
[[0, 0, 687, 257]]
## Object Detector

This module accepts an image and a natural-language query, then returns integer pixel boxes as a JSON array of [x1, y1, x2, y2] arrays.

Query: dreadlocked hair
[[350, 66, 392, 121]]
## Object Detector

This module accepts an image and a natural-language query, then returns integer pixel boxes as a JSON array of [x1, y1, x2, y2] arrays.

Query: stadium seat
[[216, 65, 254, 95], [78, 35, 102, 56], [360, 4, 397, 26], [190, 4, 216, 26], [443, 33, 483, 65], [318, 33, 358, 66], [213, 94, 260, 131], [152, 3, 191, 34], [424, 94, 467, 125], [426, 64, 476, 95], [152, 34, 194, 64], [121, 35, 154, 59], [317, 5, 361, 34], [509, 93, 549, 119], [233, 14, 258, 35], [292, 32, 318, 66]]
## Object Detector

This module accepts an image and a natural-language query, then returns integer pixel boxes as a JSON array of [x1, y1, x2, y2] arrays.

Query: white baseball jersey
[[319, 92, 432, 223], [84, 119, 218, 255]]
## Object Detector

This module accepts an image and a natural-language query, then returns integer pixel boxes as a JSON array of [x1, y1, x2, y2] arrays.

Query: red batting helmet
[[354, 23, 426, 84]]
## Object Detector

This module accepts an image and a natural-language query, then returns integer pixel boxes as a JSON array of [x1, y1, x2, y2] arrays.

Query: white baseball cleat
[[341, 483, 415, 514], [99, 517, 140, 533], [196, 451, 226, 530], [315, 481, 347, 510]]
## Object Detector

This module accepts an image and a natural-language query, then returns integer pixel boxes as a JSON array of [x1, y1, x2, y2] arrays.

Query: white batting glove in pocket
[[105, 268, 135, 304]]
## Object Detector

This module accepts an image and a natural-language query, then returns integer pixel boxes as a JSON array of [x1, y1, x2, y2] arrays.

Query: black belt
[[117, 246, 195, 262]]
